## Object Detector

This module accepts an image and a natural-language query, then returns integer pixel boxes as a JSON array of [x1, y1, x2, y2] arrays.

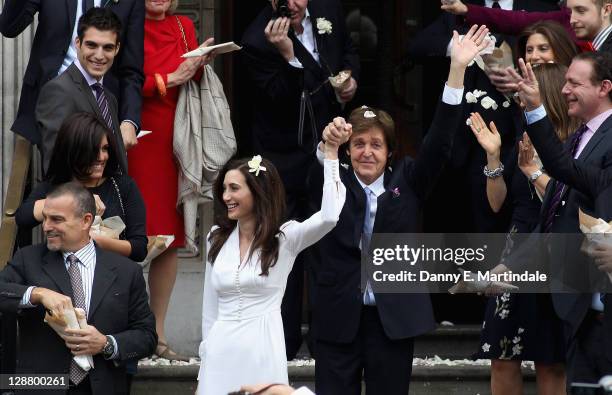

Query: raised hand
[[265, 17, 294, 62], [468, 112, 501, 158], [441, 0, 468, 15], [506, 58, 541, 111], [518, 132, 539, 176], [450, 24, 490, 70]]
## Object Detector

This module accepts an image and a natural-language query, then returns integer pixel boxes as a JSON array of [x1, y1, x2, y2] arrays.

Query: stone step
[[295, 324, 482, 360], [414, 324, 482, 359], [132, 360, 537, 395]]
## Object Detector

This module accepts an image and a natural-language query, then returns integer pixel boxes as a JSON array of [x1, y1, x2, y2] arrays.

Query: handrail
[[0, 135, 31, 268]]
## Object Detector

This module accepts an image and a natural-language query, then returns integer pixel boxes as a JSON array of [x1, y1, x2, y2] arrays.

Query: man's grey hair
[[46, 182, 96, 218]]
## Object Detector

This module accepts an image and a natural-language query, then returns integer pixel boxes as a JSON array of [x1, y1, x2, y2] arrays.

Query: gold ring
[[476, 127, 481, 132], [76, 345, 80, 351]]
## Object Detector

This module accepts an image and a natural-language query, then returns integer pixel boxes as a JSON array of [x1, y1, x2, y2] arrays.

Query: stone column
[[0, 2, 36, 214]]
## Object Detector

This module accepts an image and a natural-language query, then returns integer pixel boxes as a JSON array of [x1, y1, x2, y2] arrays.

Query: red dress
[[128, 15, 201, 247]]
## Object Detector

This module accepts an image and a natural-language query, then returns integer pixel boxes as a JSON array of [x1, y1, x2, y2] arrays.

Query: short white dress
[[196, 159, 345, 395]]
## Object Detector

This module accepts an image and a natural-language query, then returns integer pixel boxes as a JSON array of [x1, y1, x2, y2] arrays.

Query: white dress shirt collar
[[75, 58, 104, 86], [354, 172, 386, 197], [485, 0, 513, 10]]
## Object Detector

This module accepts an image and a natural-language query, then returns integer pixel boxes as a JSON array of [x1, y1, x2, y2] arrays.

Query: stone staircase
[[133, 324, 538, 394]]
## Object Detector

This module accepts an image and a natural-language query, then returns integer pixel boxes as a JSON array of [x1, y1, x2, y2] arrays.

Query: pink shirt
[[575, 109, 612, 158]]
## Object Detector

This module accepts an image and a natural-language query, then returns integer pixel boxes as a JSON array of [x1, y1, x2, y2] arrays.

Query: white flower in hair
[[316, 18, 333, 35], [248, 155, 267, 176], [364, 110, 376, 119]]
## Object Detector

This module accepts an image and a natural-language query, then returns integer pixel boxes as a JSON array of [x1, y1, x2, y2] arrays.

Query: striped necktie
[[91, 83, 114, 131], [66, 254, 88, 385], [543, 124, 589, 233]]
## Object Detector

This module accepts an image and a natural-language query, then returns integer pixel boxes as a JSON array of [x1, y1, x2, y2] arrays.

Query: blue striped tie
[[543, 124, 588, 233], [91, 83, 113, 131]]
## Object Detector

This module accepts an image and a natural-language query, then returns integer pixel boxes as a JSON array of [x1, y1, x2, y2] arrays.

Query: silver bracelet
[[484, 162, 504, 178]]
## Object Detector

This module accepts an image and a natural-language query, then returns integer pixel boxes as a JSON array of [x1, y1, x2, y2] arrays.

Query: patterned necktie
[[543, 124, 589, 233], [91, 83, 113, 131], [66, 254, 88, 385], [492, 1, 501, 8]]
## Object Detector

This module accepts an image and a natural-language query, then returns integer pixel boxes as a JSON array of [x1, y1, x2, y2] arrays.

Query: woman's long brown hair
[[207, 157, 286, 276], [533, 63, 581, 142]]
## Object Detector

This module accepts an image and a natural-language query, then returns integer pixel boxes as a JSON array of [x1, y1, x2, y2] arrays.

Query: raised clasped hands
[[506, 58, 542, 111], [450, 24, 490, 70], [323, 117, 353, 149], [265, 17, 294, 62]]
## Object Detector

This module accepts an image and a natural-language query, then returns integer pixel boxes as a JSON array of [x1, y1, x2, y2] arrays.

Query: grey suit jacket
[[35, 63, 128, 174]]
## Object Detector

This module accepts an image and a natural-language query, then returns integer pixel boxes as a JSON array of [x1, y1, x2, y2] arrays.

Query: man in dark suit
[[567, 0, 612, 53], [241, 0, 359, 359], [0, 181, 157, 394], [309, 26, 488, 394], [36, 7, 128, 174], [506, 52, 612, 383], [0, 0, 143, 153]]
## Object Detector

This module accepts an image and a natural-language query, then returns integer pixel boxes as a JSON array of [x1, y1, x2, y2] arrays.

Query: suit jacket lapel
[[88, 248, 117, 319], [67, 64, 103, 119], [42, 250, 74, 300], [346, 171, 367, 247], [290, 31, 324, 76], [578, 116, 612, 161]]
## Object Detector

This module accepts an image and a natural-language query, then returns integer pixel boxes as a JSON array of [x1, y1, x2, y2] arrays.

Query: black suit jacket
[[601, 33, 612, 54], [0, 244, 157, 395], [524, 113, 612, 360], [241, 0, 359, 193], [35, 63, 128, 174], [310, 99, 462, 343], [0, 0, 144, 146]]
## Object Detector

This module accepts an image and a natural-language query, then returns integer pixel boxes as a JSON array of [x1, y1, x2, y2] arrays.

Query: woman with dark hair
[[196, 139, 347, 394], [516, 21, 579, 68], [468, 63, 578, 395], [15, 112, 147, 262]]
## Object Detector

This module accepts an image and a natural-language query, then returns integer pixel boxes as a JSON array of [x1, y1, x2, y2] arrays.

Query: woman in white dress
[[196, 134, 349, 394]]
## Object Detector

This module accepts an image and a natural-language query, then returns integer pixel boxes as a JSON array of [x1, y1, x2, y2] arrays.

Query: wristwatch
[[529, 169, 543, 183], [102, 335, 115, 359]]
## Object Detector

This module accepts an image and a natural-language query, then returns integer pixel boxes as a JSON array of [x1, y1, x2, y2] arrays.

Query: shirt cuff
[[293, 387, 315, 395], [289, 58, 304, 69], [107, 335, 119, 360], [120, 119, 139, 131], [445, 38, 453, 57], [524, 105, 546, 125], [324, 159, 340, 183], [19, 286, 36, 308], [316, 142, 325, 165], [442, 83, 464, 105]]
